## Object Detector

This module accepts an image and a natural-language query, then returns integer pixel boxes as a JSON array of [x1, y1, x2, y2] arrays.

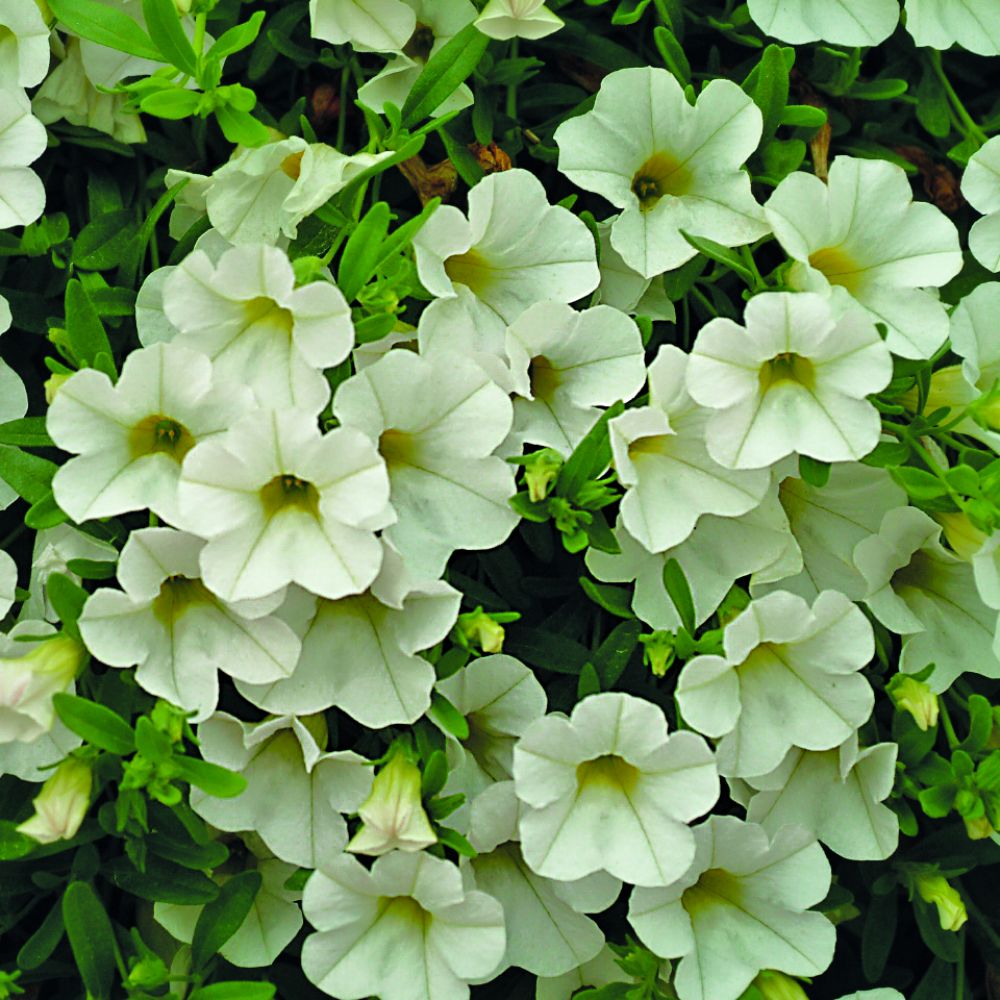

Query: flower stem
[[928, 51, 988, 147]]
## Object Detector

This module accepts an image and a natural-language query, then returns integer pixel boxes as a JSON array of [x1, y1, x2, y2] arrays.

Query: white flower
[[0, 719, 81, 781], [744, 734, 899, 861], [593, 219, 676, 321], [0, 549, 15, 620], [48, 342, 253, 526], [190, 713, 372, 869], [0, 293, 26, 511], [178, 407, 392, 603], [764, 157, 962, 359], [628, 816, 835, 1000], [951, 282, 1000, 392], [962, 137, 1000, 272], [610, 345, 770, 554], [333, 348, 517, 577], [535, 948, 636, 1000], [506, 302, 647, 454], [238, 546, 459, 728], [676, 589, 875, 778], [413, 168, 600, 326], [905, 0, 1000, 55], [0, 0, 50, 88], [0, 86, 46, 230], [301, 851, 506, 1000], [160, 243, 353, 411], [834, 992, 905, 1000], [358, 0, 478, 118], [475, 0, 562, 39], [310, 0, 416, 51], [555, 67, 767, 279], [854, 505, 1000, 691], [514, 691, 719, 887], [16, 756, 92, 844], [78, 528, 300, 721], [687, 291, 892, 469], [746, 0, 898, 46], [155, 859, 303, 968]]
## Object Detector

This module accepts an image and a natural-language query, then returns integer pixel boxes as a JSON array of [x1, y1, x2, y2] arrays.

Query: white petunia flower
[[190, 713, 372, 869], [610, 345, 771, 554], [513, 691, 719, 887], [676, 589, 875, 778], [951, 282, 1000, 393], [413, 168, 600, 326], [834, 992, 905, 1000], [160, 243, 353, 411], [178, 408, 392, 603], [333, 348, 517, 577], [0, 549, 15, 620], [686, 291, 892, 469], [48, 342, 253, 526], [628, 816, 835, 1000], [905, 0, 1000, 55], [78, 528, 300, 721], [505, 302, 647, 454], [0, 293, 26, 511], [962, 137, 1000, 272], [746, 0, 898, 46], [764, 157, 962, 359], [238, 545, 459, 728], [0, 86, 46, 230], [594, 219, 676, 321], [310, 0, 416, 51], [744, 734, 899, 861], [155, 858, 303, 968], [854, 505, 1000, 691], [301, 851, 506, 1000], [554, 67, 767, 279], [535, 948, 639, 1000], [475, 0, 562, 39], [0, 0, 50, 88]]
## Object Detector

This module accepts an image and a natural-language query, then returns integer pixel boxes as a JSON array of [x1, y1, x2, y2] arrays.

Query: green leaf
[[191, 871, 262, 969], [171, 755, 249, 798], [960, 694, 993, 753], [436, 826, 476, 857], [428, 692, 470, 741], [913, 896, 962, 962], [848, 78, 908, 101], [207, 11, 266, 63], [652, 24, 690, 84], [65, 558, 118, 580], [65, 279, 114, 371], [402, 24, 489, 127], [579, 577, 635, 619], [72, 209, 138, 271], [376, 198, 440, 268], [577, 661, 601, 699], [0, 821, 38, 860], [421, 750, 449, 799], [338, 202, 391, 302], [119, 178, 188, 286], [17, 899, 65, 970], [135, 716, 173, 762], [139, 87, 202, 119], [662, 558, 696, 634], [679, 231, 754, 283], [105, 855, 220, 904], [749, 44, 790, 144], [53, 693, 136, 755], [0, 417, 53, 447], [912, 957, 956, 1000], [24, 490, 70, 530], [890, 466, 949, 500], [504, 626, 590, 675], [214, 104, 270, 147], [556, 402, 624, 501], [353, 313, 398, 344], [62, 882, 116, 1000], [0, 445, 57, 503], [779, 104, 827, 128], [798, 455, 831, 488], [49, 0, 162, 60], [590, 619, 642, 689], [142, 0, 197, 75], [861, 887, 897, 983], [45, 573, 88, 639], [189, 984, 276, 1000]]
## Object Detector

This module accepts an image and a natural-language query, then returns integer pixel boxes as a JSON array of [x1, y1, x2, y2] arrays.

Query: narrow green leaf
[[890, 466, 949, 500], [17, 899, 65, 970], [53, 693, 135, 755], [679, 231, 754, 283], [72, 210, 138, 271], [0, 417, 53, 447], [189, 984, 276, 1000], [749, 44, 790, 144], [663, 558, 696, 634], [579, 577, 635, 619], [861, 888, 897, 982], [142, 0, 197, 76], [191, 871, 262, 969], [338, 202, 391, 302], [45, 573, 88, 638], [105, 855, 220, 904], [652, 24, 690, 84], [428, 692, 470, 741], [0, 445, 58, 503], [402, 24, 489, 127], [960, 694, 993, 753], [421, 750, 449, 799], [207, 11, 266, 63], [171, 755, 248, 798], [590, 619, 642, 688], [49, 0, 162, 60], [556, 402, 624, 501], [65, 279, 114, 371], [65, 558, 118, 580], [780, 104, 827, 129], [24, 491, 70, 530], [577, 661, 601, 698], [62, 882, 116, 1000], [798, 455, 831, 488], [135, 716, 173, 762]]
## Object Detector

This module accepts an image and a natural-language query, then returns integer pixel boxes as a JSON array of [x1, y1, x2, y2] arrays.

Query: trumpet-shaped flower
[[239, 545, 459, 727], [78, 529, 300, 721], [628, 816, 835, 1000], [746, 0, 898, 46], [555, 67, 767, 279], [475, 0, 563, 39], [0, 0, 50, 88], [0, 294, 26, 511], [15, 756, 91, 845], [905, 0, 1000, 55], [160, 243, 353, 411], [0, 549, 14, 620], [513, 692, 719, 887], [178, 407, 392, 603], [0, 87, 46, 230], [506, 302, 647, 454], [962, 137, 1000, 272], [310, 0, 416, 51], [676, 589, 875, 778], [593, 219, 676, 321], [610, 345, 770, 553], [333, 348, 517, 577], [48, 342, 253, 526], [686, 292, 892, 469], [764, 157, 962, 358], [301, 851, 506, 1000], [190, 713, 373, 869], [413, 168, 599, 326]]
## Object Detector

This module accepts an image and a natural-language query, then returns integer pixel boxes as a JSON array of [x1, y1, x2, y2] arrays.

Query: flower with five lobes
[[764, 157, 963, 359], [513, 691, 719, 887], [474, 0, 563, 39], [685, 291, 893, 470], [554, 67, 768, 279], [676, 589, 875, 778], [48, 342, 253, 527], [962, 136, 1000, 272], [159, 243, 354, 412], [177, 407, 393, 603], [309, 0, 417, 51], [747, 0, 898, 46], [0, 87, 47, 230], [15, 756, 92, 845], [0, 0, 52, 89]]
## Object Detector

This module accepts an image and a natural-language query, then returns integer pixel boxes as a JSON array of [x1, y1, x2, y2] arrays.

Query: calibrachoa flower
[[905, 0, 1000, 55], [48, 342, 253, 526], [628, 816, 835, 1000], [513, 691, 719, 887], [15, 756, 91, 845], [0, 549, 15, 619], [962, 136, 1000, 272], [309, 0, 416, 51], [159, 243, 354, 411], [177, 407, 393, 603], [554, 67, 767, 278], [474, 0, 563, 39], [0, 0, 51, 88], [747, 0, 898, 46], [301, 851, 506, 1000], [593, 219, 676, 321], [676, 590, 875, 778], [0, 87, 46, 230], [413, 168, 600, 325], [78, 528, 300, 721], [686, 292, 892, 469], [333, 348, 518, 577], [764, 158, 963, 359]]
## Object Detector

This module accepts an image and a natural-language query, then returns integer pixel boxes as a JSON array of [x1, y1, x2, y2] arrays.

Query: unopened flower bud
[[887, 674, 939, 732], [963, 814, 995, 841], [347, 751, 437, 856], [914, 873, 968, 932], [16, 757, 92, 844], [457, 606, 506, 653], [0, 635, 85, 742], [936, 512, 987, 560], [44, 372, 71, 405], [522, 448, 563, 502], [639, 630, 675, 678], [753, 970, 810, 1000]]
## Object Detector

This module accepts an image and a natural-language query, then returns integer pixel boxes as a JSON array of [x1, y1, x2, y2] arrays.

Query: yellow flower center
[[575, 754, 640, 794], [128, 415, 195, 462], [529, 355, 562, 400], [758, 352, 815, 393], [808, 245, 862, 294], [259, 474, 320, 516], [630, 151, 692, 210], [242, 296, 294, 335], [151, 575, 213, 626], [443, 248, 492, 295], [681, 867, 742, 915], [403, 23, 435, 62]]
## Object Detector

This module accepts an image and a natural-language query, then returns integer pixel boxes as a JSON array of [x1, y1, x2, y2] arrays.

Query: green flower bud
[[914, 873, 968, 932], [887, 674, 939, 731], [16, 757, 92, 845]]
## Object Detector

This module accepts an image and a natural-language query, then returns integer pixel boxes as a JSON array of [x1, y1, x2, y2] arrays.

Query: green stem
[[928, 51, 988, 146], [336, 60, 351, 153], [955, 927, 966, 1000], [192, 12, 207, 58], [739, 245, 766, 290], [505, 38, 519, 121], [939, 699, 960, 751]]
